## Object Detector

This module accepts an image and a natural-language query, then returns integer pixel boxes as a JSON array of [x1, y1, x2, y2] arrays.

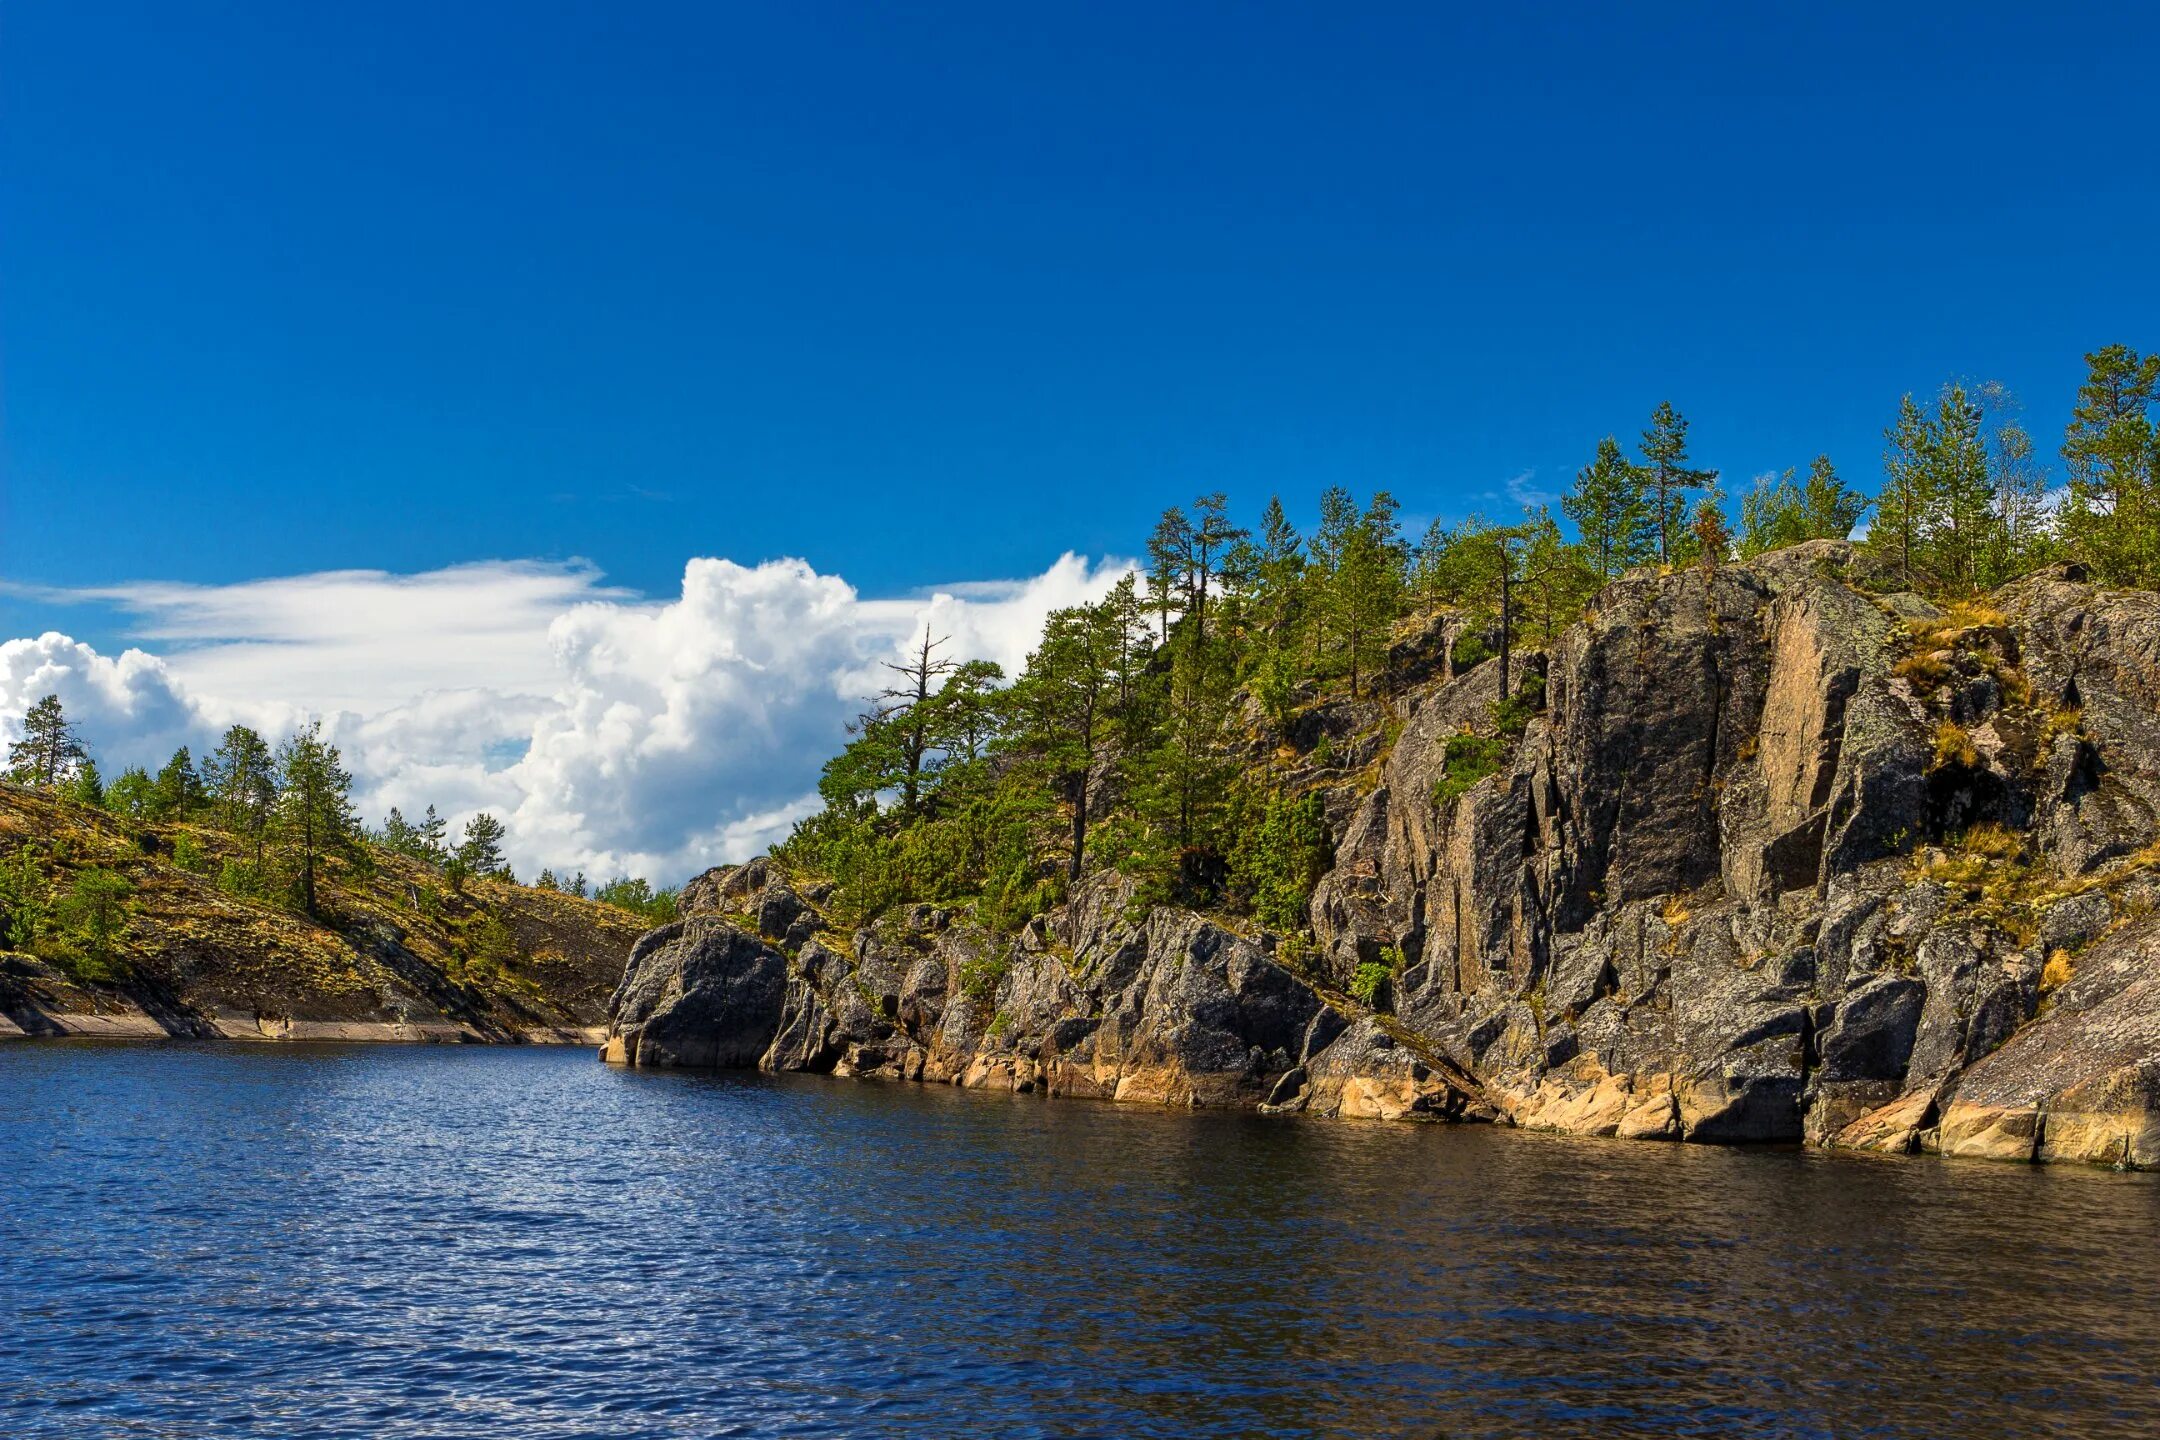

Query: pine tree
[[7, 695, 88, 788], [1927, 384, 1995, 593], [271, 723, 361, 914], [1185, 492, 1248, 651], [1638, 402, 1718, 564], [1131, 635, 1239, 899], [151, 746, 205, 818], [1798, 454, 1869, 542], [1740, 456, 1869, 557], [1875, 395, 1936, 588], [872, 632, 958, 814], [380, 806, 422, 857], [457, 813, 510, 876], [71, 761, 107, 809], [1145, 507, 1192, 643], [924, 659, 1007, 771], [417, 804, 450, 863], [1009, 602, 1118, 882], [2060, 344, 2160, 588], [105, 767, 156, 818], [1249, 496, 1306, 651], [1321, 492, 1406, 697], [203, 725, 278, 862], [1516, 508, 1598, 645], [1563, 437, 1654, 580]]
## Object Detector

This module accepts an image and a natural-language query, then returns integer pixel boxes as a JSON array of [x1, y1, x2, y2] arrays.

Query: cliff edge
[[604, 545, 2160, 1167]]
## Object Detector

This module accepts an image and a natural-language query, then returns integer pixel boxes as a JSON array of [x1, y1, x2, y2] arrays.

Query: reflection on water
[[3, 1042, 2156, 1438]]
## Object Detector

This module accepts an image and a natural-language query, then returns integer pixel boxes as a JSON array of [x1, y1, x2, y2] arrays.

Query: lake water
[[3, 1043, 2157, 1439]]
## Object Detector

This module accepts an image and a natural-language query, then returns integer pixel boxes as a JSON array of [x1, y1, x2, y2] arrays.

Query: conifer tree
[[1132, 634, 1239, 898], [1249, 496, 1306, 650], [458, 812, 510, 876], [1185, 492, 1249, 651], [151, 746, 205, 818], [1927, 384, 1995, 593], [1798, 454, 1869, 541], [924, 659, 1007, 771], [272, 723, 361, 914], [2060, 344, 2160, 588], [1010, 602, 1118, 882], [1516, 508, 1598, 645], [380, 806, 421, 857], [204, 725, 278, 861], [7, 695, 87, 788], [1740, 456, 1869, 556], [1321, 492, 1406, 697], [879, 632, 958, 814], [1638, 402, 1718, 564], [1145, 507, 1191, 643], [72, 761, 107, 809], [106, 767, 156, 818], [1875, 395, 1936, 588], [1563, 437, 1654, 580], [417, 804, 450, 863]]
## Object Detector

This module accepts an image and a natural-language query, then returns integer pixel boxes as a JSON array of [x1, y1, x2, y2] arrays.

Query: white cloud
[[3, 552, 1131, 885], [1503, 467, 1555, 509], [35, 561, 625, 715]]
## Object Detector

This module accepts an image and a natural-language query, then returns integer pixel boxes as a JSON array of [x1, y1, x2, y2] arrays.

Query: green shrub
[[1227, 787, 1332, 933], [1491, 671, 1546, 736], [54, 868, 133, 983], [1432, 732, 1506, 804], [1451, 632, 1494, 671], [978, 857, 1058, 934], [594, 876, 680, 924], [217, 859, 273, 901], [171, 833, 208, 873], [1251, 651, 1300, 730], [959, 951, 1011, 1003], [451, 909, 520, 983], [0, 845, 50, 949], [1349, 959, 1391, 1006]]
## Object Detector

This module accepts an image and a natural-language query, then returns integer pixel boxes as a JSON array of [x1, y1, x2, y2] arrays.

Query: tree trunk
[[1498, 546, 1513, 702]]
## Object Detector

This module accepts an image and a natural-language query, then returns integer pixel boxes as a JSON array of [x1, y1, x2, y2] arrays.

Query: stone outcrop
[[603, 545, 2160, 1168]]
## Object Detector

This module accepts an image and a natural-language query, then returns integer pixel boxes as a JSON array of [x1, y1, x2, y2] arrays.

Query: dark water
[[4, 1045, 2157, 1440]]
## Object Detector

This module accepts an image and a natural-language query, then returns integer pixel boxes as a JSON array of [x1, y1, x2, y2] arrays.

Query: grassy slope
[[0, 783, 646, 1036]]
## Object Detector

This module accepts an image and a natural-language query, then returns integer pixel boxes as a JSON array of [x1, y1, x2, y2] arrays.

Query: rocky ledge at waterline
[[604, 543, 2160, 1168]]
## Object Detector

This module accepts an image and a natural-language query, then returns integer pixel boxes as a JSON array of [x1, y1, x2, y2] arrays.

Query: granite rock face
[[603, 546, 2160, 1167]]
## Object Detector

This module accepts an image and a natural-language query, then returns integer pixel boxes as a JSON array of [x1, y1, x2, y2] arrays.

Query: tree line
[[778, 345, 2160, 932], [2, 700, 679, 925]]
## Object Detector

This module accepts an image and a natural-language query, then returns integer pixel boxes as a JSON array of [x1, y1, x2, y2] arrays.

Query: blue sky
[[10, 4, 2160, 616], [4, 3, 2158, 877]]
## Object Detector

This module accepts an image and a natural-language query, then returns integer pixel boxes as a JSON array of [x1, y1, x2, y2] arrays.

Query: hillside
[[0, 783, 645, 1042], [601, 545, 2160, 1168]]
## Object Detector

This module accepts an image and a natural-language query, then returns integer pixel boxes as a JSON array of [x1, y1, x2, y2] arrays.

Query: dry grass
[[1931, 720, 1979, 770], [2040, 948, 2076, 993]]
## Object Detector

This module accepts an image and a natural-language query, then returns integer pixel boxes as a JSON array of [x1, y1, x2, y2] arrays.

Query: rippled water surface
[[5, 1043, 2159, 1438]]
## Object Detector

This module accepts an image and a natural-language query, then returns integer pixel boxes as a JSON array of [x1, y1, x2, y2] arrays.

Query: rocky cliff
[[604, 545, 2160, 1167]]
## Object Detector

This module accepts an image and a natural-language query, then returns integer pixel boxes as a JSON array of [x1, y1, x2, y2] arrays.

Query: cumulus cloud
[[3, 552, 1131, 884]]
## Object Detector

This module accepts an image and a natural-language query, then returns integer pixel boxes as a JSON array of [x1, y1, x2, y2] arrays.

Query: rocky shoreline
[[602, 545, 2160, 1170], [0, 998, 605, 1046]]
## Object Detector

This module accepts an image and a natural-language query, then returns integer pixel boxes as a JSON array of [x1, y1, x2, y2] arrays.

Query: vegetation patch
[[1432, 733, 1506, 806]]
